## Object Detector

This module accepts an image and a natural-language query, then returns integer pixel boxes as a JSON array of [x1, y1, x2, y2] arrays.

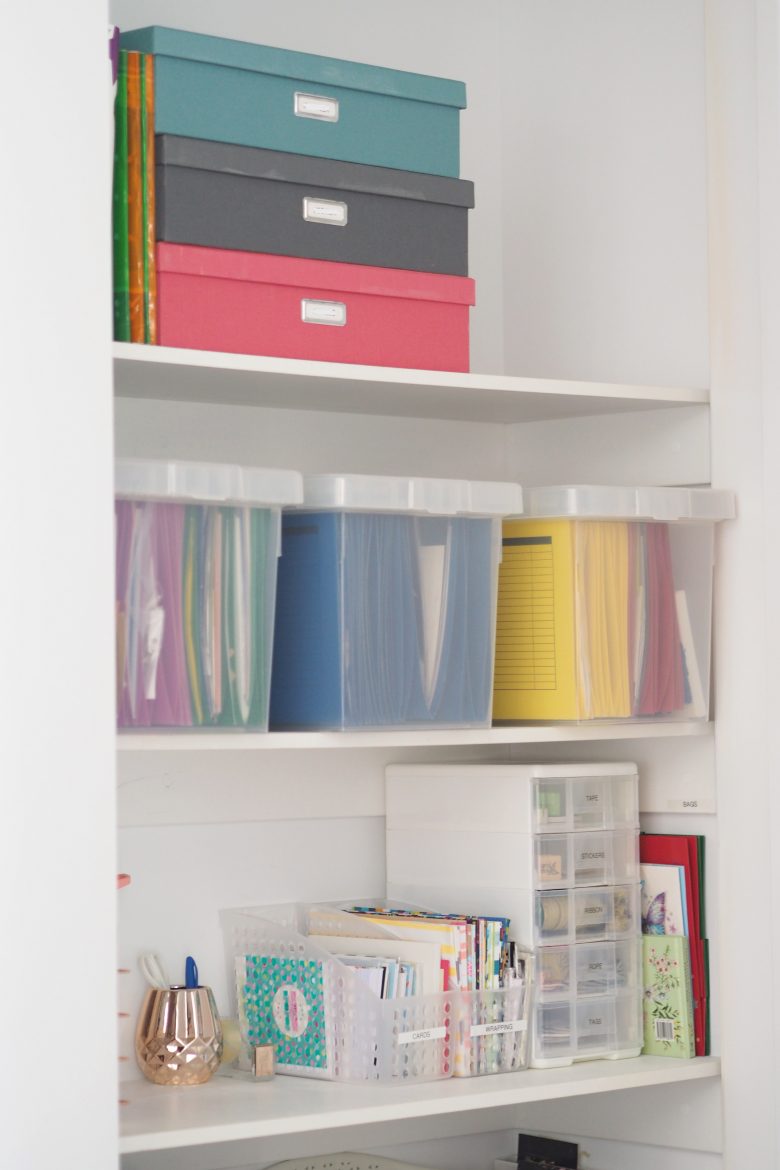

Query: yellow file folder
[[493, 519, 634, 721]]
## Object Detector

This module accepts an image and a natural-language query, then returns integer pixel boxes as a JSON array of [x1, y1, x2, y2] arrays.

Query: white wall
[[706, 0, 780, 1165], [499, 0, 710, 389], [0, 6, 117, 1170]]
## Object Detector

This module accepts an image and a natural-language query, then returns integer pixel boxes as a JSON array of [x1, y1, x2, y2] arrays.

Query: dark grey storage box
[[155, 135, 474, 276]]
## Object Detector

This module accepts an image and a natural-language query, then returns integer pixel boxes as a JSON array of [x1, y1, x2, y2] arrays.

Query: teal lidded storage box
[[120, 27, 466, 177]]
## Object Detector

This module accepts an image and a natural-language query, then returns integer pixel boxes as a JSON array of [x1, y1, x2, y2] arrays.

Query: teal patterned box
[[120, 27, 466, 177]]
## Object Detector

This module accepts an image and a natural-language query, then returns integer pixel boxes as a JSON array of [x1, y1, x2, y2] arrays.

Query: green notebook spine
[[112, 51, 130, 341], [139, 54, 149, 343]]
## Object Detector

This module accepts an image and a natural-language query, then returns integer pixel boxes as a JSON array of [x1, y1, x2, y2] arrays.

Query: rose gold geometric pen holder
[[135, 985, 223, 1086]]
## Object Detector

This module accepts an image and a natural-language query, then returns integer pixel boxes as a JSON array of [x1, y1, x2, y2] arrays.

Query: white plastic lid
[[300, 473, 523, 517], [529, 762, 638, 778], [115, 458, 304, 506], [527, 484, 735, 522]]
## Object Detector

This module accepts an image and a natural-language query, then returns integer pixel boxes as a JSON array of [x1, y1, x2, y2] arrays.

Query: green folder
[[112, 51, 130, 341], [642, 935, 695, 1058], [139, 54, 149, 343]]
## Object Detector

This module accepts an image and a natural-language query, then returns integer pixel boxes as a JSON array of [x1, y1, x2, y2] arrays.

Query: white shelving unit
[[117, 721, 712, 753], [108, 5, 733, 1169], [114, 343, 708, 424], [120, 1057, 721, 1168], [10, 1, 761, 1169], [115, 340, 721, 1164]]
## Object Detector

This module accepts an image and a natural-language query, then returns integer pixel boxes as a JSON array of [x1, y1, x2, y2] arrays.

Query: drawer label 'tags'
[[294, 91, 340, 122], [301, 298, 347, 327], [303, 197, 348, 226]]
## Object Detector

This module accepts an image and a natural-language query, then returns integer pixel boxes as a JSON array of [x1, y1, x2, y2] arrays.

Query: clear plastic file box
[[221, 903, 531, 1082], [269, 474, 523, 730], [115, 458, 303, 729], [492, 485, 735, 723], [385, 763, 639, 836]]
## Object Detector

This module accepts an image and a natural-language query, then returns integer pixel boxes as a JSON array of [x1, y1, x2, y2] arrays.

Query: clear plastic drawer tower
[[386, 761, 643, 1067]]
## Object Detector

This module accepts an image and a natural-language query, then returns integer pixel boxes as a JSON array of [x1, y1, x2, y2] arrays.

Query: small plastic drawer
[[534, 771, 639, 834], [386, 828, 638, 892], [386, 880, 641, 951], [535, 884, 641, 946], [535, 830, 639, 889], [531, 991, 643, 1068], [536, 940, 641, 1001], [574, 993, 642, 1060], [385, 762, 639, 836]]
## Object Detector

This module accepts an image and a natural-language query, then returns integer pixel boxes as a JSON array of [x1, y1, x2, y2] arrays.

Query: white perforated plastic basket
[[221, 903, 531, 1082]]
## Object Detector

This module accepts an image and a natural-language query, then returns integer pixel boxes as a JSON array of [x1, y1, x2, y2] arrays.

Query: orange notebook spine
[[143, 55, 157, 344], [126, 52, 144, 344]]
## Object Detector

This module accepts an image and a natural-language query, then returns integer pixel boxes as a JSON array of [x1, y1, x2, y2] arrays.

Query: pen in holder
[[135, 984, 223, 1086]]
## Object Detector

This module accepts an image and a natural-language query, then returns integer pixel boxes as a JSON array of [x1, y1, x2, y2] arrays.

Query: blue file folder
[[270, 511, 497, 729]]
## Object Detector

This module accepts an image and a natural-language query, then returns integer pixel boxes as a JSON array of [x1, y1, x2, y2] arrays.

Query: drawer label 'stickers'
[[294, 92, 340, 122], [301, 298, 347, 326], [303, 197, 348, 226], [470, 1019, 527, 1037], [398, 1026, 447, 1045]]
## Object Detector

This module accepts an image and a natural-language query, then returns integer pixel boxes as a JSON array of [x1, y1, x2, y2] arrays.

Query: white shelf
[[120, 1056, 720, 1157], [117, 720, 713, 752], [113, 343, 708, 424]]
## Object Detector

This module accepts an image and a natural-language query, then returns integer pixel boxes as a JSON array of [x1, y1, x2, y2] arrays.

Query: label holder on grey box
[[294, 92, 340, 122], [303, 196, 348, 227], [301, 298, 347, 327]]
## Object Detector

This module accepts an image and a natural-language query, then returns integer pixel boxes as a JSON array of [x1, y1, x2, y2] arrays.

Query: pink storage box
[[157, 243, 475, 371]]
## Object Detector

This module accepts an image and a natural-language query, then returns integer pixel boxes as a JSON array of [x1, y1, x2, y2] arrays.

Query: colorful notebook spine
[[142, 55, 157, 343], [112, 47, 157, 344], [126, 53, 145, 342], [112, 52, 130, 341]]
